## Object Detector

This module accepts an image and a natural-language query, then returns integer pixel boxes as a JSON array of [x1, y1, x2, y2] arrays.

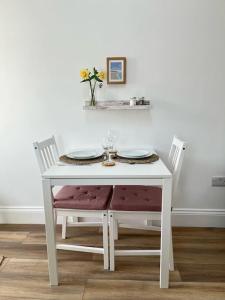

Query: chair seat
[[109, 185, 162, 211], [54, 185, 113, 210]]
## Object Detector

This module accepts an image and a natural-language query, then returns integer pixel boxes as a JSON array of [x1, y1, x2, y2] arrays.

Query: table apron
[[47, 178, 166, 186]]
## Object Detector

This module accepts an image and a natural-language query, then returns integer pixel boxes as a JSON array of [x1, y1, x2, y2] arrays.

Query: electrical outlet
[[212, 176, 225, 187]]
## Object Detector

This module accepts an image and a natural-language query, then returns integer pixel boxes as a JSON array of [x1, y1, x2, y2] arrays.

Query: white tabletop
[[42, 159, 171, 179]]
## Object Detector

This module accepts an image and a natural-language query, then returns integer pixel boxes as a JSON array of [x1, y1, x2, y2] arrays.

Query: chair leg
[[114, 219, 118, 240], [103, 212, 109, 270], [169, 228, 174, 271], [54, 210, 57, 227], [62, 216, 67, 239], [109, 212, 115, 271]]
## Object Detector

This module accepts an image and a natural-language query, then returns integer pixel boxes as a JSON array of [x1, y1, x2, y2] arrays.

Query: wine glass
[[107, 129, 118, 152], [102, 136, 113, 162], [102, 130, 118, 162]]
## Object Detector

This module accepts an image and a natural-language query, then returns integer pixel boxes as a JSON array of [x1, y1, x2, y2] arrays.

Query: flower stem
[[89, 80, 93, 96], [89, 79, 95, 106], [93, 80, 97, 94]]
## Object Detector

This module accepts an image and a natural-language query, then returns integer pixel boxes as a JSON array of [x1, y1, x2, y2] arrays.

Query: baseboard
[[0, 206, 46, 224], [172, 208, 225, 227], [0, 206, 225, 227]]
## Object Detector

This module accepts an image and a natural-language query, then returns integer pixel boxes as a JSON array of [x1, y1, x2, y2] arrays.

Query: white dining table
[[42, 158, 172, 288]]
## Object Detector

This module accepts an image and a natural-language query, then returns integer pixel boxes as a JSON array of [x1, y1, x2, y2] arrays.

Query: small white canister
[[130, 97, 136, 106]]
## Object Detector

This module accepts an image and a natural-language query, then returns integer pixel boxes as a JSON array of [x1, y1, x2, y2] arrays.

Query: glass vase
[[90, 92, 96, 106]]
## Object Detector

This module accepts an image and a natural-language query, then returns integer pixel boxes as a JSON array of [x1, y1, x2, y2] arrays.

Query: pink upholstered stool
[[53, 185, 112, 270], [108, 185, 165, 273], [54, 185, 112, 210], [109, 185, 162, 212]]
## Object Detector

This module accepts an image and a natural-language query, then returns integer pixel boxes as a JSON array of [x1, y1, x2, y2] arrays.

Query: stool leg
[[109, 212, 115, 271], [114, 219, 118, 240], [169, 228, 174, 271], [103, 212, 109, 270], [62, 216, 67, 239], [54, 210, 57, 227]]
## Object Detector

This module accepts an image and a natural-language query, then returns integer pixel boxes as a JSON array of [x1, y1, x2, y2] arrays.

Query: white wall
[[0, 0, 225, 225]]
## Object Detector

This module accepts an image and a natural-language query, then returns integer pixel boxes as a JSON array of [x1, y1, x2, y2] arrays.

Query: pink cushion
[[109, 186, 162, 211], [53, 185, 112, 210]]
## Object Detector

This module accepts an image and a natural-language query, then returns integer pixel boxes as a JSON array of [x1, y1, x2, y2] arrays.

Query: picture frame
[[107, 57, 126, 84]]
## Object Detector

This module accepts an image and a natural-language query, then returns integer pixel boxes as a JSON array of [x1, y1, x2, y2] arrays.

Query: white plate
[[67, 149, 104, 160], [117, 149, 153, 159]]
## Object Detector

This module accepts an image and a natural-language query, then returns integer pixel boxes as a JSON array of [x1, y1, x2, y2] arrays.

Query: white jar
[[130, 98, 136, 106]]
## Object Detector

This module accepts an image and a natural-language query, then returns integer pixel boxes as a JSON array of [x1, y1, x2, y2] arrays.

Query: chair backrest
[[168, 136, 187, 193], [33, 136, 59, 174]]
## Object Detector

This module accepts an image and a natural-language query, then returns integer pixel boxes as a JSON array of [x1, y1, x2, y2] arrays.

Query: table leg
[[160, 178, 172, 288], [42, 179, 58, 285], [109, 212, 115, 271]]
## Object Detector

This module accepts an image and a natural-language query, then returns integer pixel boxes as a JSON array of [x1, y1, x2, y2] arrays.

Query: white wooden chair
[[33, 136, 71, 239], [33, 136, 111, 270], [108, 136, 187, 273]]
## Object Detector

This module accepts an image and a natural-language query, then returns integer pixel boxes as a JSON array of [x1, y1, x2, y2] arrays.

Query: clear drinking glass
[[102, 137, 113, 162], [102, 130, 118, 162], [107, 129, 117, 151]]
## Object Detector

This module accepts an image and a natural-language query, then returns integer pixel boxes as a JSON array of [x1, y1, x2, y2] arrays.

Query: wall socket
[[212, 176, 225, 187]]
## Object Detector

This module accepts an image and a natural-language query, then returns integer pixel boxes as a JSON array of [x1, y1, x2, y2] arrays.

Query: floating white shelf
[[83, 100, 150, 110]]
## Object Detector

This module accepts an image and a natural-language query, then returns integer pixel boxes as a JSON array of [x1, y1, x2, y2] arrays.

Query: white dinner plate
[[117, 149, 153, 159], [67, 149, 104, 160]]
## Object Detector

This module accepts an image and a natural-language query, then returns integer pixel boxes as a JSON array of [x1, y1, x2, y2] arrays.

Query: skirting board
[[0, 207, 225, 227]]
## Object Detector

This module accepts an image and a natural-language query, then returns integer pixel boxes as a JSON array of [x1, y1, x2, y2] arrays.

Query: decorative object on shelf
[[136, 97, 145, 105], [80, 67, 105, 106], [107, 57, 126, 84], [83, 100, 150, 110], [130, 97, 137, 106]]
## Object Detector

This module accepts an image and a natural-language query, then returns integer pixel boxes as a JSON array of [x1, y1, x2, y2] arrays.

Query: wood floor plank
[[0, 257, 181, 283], [0, 225, 225, 299], [178, 262, 225, 282], [0, 231, 29, 242], [0, 277, 85, 300], [82, 279, 225, 300]]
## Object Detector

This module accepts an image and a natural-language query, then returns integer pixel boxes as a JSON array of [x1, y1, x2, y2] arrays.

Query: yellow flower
[[97, 71, 105, 80], [80, 69, 89, 80]]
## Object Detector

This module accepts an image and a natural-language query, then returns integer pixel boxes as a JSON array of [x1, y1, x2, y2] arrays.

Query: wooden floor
[[0, 225, 225, 300]]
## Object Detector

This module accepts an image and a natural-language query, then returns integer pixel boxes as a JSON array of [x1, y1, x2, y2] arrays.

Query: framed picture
[[107, 57, 126, 84]]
